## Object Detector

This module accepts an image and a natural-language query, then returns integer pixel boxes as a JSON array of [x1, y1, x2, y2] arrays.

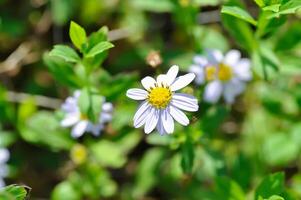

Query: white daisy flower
[[126, 65, 199, 135], [61, 91, 113, 138], [189, 49, 252, 104], [0, 148, 9, 188]]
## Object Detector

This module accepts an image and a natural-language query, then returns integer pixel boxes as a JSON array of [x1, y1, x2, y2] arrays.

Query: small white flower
[[126, 65, 198, 135], [61, 91, 113, 138], [0, 148, 9, 188], [189, 49, 252, 104]]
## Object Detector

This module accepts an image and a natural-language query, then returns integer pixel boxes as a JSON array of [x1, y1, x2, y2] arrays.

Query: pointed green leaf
[[69, 21, 87, 50], [49, 45, 80, 63], [85, 41, 114, 58], [221, 6, 257, 26], [255, 172, 285, 199], [0, 184, 31, 200]]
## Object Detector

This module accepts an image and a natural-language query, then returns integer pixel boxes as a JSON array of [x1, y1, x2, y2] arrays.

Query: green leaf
[[51, 0, 76, 26], [265, 195, 285, 200], [85, 41, 114, 58], [78, 88, 90, 118], [51, 181, 81, 200], [0, 184, 31, 200], [90, 140, 126, 168], [221, 6, 257, 26], [19, 111, 74, 150], [0, 130, 17, 147], [215, 177, 245, 200], [255, 172, 285, 199], [131, 0, 175, 13], [262, 133, 299, 166], [181, 139, 194, 174], [275, 22, 301, 51], [133, 148, 165, 198], [85, 26, 109, 52], [254, 0, 266, 7], [251, 44, 279, 80], [43, 54, 81, 87], [221, 14, 257, 52], [268, 0, 301, 18], [69, 21, 87, 50], [262, 4, 281, 12], [49, 45, 80, 63]]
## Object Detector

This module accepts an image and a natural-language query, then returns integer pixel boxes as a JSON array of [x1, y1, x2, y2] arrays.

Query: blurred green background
[[0, 0, 301, 199]]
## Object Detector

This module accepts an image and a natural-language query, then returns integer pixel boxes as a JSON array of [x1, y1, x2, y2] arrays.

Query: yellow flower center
[[205, 66, 217, 81], [218, 63, 233, 81], [205, 63, 233, 82], [148, 86, 172, 109], [80, 113, 88, 120]]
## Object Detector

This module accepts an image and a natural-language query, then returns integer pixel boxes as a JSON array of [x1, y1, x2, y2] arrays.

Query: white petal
[[203, 80, 223, 103], [71, 121, 89, 138], [134, 101, 151, 128], [171, 98, 198, 112], [87, 124, 103, 136], [0, 165, 8, 177], [189, 64, 205, 85], [166, 65, 179, 85], [126, 88, 148, 100], [156, 115, 166, 135], [61, 97, 78, 113], [233, 58, 252, 81], [102, 102, 113, 112], [173, 93, 198, 104], [193, 55, 208, 66], [0, 149, 9, 164], [207, 49, 223, 64], [169, 105, 189, 126], [161, 109, 174, 134], [61, 114, 80, 127], [73, 90, 81, 99], [223, 79, 245, 104], [100, 113, 112, 123], [170, 73, 195, 91], [156, 74, 168, 86], [141, 76, 156, 90], [144, 108, 159, 134], [0, 179, 5, 188], [224, 49, 241, 66]]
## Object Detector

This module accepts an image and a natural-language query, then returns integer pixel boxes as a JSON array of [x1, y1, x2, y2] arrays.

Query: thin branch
[[108, 28, 131, 41], [6, 91, 62, 109]]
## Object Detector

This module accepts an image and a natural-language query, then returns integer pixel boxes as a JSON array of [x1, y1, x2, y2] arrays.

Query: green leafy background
[[0, 0, 301, 199]]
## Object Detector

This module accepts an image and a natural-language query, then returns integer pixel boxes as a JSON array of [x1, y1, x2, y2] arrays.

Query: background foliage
[[0, 0, 301, 199]]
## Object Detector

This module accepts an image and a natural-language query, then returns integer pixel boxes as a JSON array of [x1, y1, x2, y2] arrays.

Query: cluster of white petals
[[189, 49, 252, 104], [61, 91, 113, 138], [0, 148, 9, 188], [127, 65, 198, 135]]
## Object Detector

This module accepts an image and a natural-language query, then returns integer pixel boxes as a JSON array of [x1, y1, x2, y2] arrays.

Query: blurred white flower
[[61, 91, 113, 138], [126, 65, 198, 135], [189, 49, 252, 104], [0, 148, 9, 188]]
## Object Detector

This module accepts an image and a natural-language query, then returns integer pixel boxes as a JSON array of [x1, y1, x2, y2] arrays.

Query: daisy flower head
[[61, 91, 113, 138], [189, 49, 252, 104], [0, 148, 9, 188], [126, 65, 199, 135]]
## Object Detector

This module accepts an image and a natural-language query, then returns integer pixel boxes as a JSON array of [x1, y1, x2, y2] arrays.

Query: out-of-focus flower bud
[[146, 50, 162, 68], [70, 144, 87, 165]]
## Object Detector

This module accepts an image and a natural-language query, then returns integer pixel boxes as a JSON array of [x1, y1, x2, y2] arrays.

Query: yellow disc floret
[[148, 86, 172, 109], [218, 63, 233, 81], [205, 66, 217, 81], [80, 113, 88, 120]]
